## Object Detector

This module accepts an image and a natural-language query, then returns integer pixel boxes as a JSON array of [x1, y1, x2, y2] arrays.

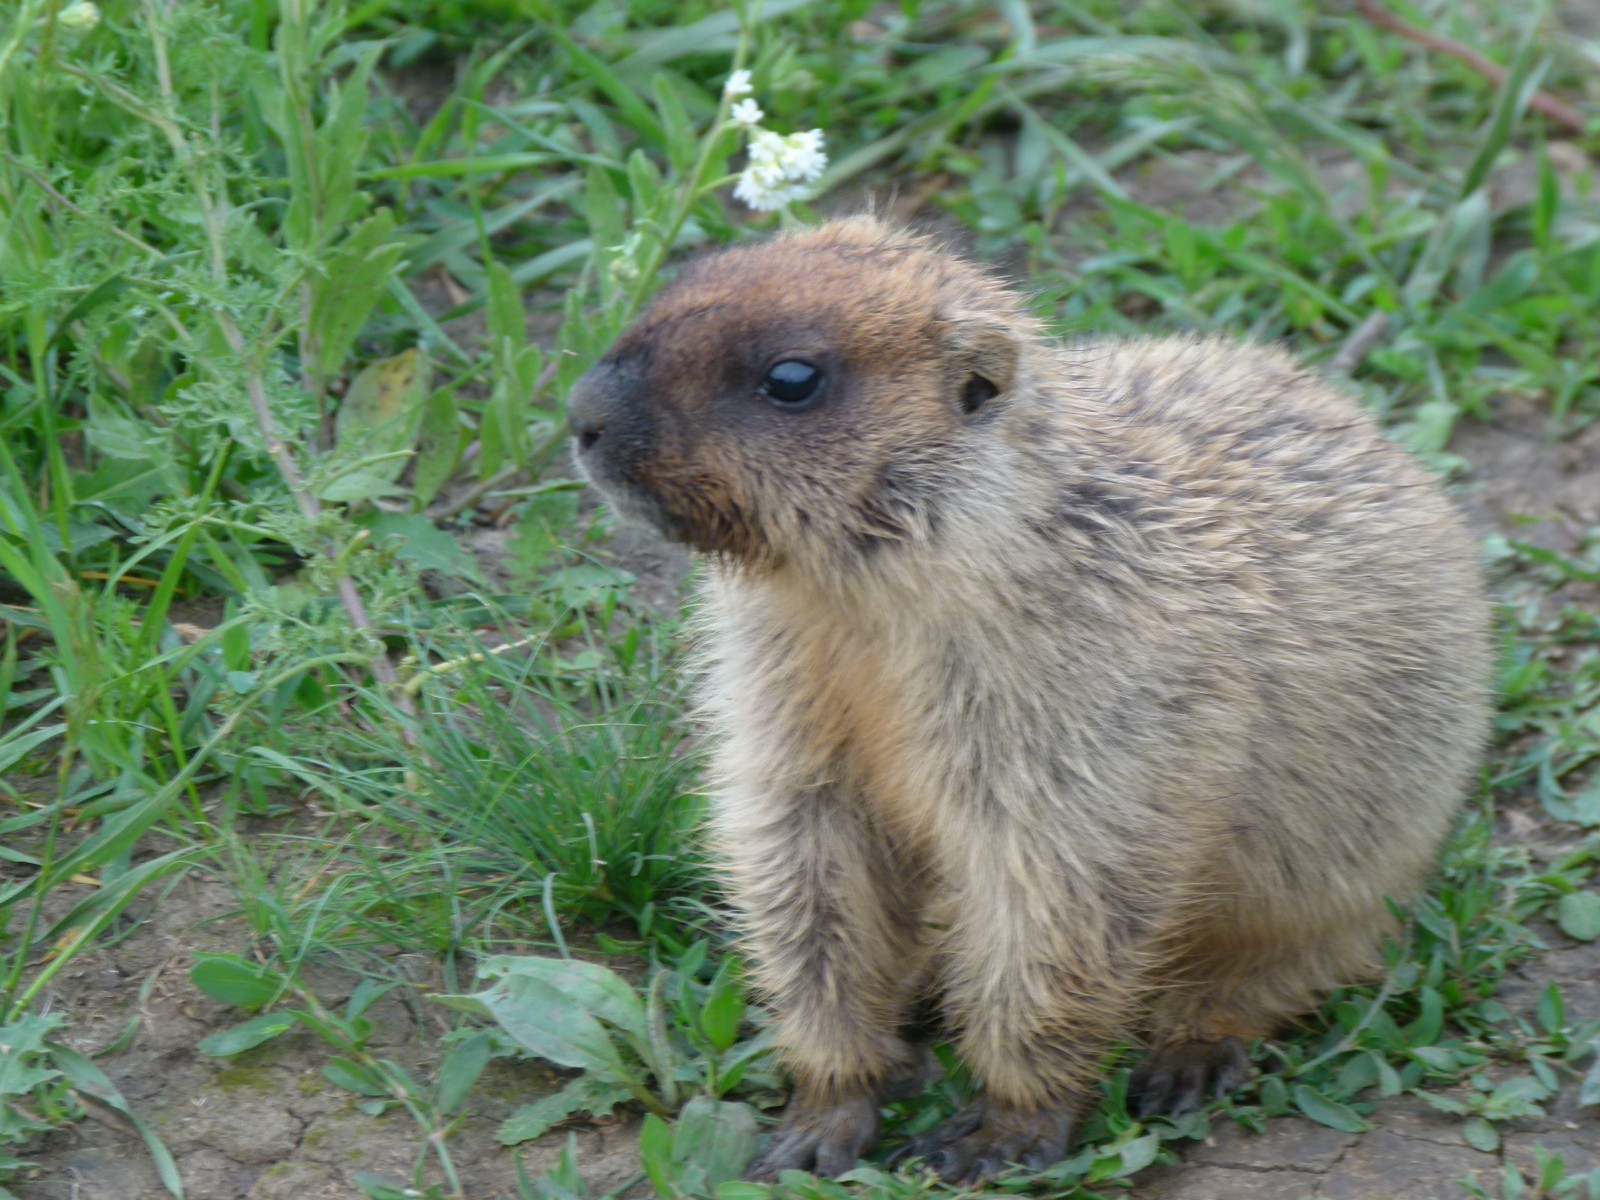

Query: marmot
[[568, 217, 1492, 1183]]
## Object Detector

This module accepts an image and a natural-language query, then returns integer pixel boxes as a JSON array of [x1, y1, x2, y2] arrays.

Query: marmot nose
[[568, 372, 609, 453], [573, 414, 604, 452]]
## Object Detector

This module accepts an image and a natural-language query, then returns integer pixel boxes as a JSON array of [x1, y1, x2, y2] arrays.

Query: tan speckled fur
[[570, 217, 1492, 1153]]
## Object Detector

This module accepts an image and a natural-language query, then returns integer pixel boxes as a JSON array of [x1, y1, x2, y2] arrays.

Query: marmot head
[[569, 216, 1038, 569]]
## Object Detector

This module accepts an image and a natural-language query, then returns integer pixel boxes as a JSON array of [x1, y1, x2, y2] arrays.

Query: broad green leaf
[[716, 1028, 777, 1094], [1376, 1056, 1403, 1097], [1569, 786, 1600, 827], [626, 148, 667, 213], [324, 1057, 390, 1098], [481, 333, 544, 479], [1580, 1047, 1600, 1108], [1257, 1072, 1289, 1115], [309, 210, 410, 380], [1531, 1056, 1559, 1094], [699, 957, 746, 1055], [1402, 398, 1459, 456], [1405, 987, 1444, 1047], [1292, 1085, 1369, 1133], [479, 955, 648, 1040], [1416, 1090, 1471, 1117], [1100, 1131, 1160, 1179], [672, 1097, 760, 1187], [431, 993, 491, 1018], [1403, 191, 1491, 310], [375, 1058, 423, 1102], [507, 488, 579, 583], [486, 261, 526, 351], [1462, 1115, 1498, 1153], [1557, 892, 1600, 941], [316, 468, 412, 504], [84, 395, 156, 463], [638, 1112, 676, 1199], [1334, 1051, 1379, 1099], [435, 1033, 491, 1115], [189, 955, 286, 1011], [37, 520, 119, 556], [333, 348, 431, 488], [1410, 1045, 1460, 1073], [364, 512, 483, 583], [1538, 982, 1565, 1034], [411, 390, 463, 507], [198, 1012, 297, 1057], [463, 973, 628, 1074], [346, 978, 391, 1021], [476, 257, 547, 480], [497, 1074, 632, 1145], [1482, 1075, 1551, 1120]]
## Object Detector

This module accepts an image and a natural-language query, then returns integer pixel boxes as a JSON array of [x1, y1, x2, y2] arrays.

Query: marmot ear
[[938, 312, 1018, 415]]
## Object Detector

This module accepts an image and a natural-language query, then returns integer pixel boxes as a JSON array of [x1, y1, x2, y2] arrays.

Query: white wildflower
[[781, 128, 827, 183], [730, 98, 764, 127], [724, 69, 753, 99], [733, 127, 829, 211], [733, 169, 804, 213], [58, 1, 100, 32]]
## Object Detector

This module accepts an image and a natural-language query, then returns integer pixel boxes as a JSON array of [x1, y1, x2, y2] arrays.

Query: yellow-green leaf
[[333, 349, 431, 488]]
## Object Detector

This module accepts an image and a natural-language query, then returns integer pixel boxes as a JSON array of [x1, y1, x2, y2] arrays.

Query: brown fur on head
[[568, 217, 1039, 567]]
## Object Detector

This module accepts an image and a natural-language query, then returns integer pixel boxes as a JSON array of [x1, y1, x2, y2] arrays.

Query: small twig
[[1351, 0, 1588, 135], [1330, 311, 1393, 374]]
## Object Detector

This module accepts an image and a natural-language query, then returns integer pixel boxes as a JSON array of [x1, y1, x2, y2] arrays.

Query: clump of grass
[[380, 626, 709, 944], [242, 607, 711, 960]]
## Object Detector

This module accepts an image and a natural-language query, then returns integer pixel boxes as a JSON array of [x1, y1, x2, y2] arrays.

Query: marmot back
[[569, 216, 1492, 1183]]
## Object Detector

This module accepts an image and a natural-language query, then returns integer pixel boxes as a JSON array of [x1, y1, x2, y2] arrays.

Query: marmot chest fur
[[569, 216, 1492, 1184]]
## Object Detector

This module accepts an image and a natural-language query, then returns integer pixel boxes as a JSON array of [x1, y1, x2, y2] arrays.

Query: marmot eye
[[759, 360, 823, 407]]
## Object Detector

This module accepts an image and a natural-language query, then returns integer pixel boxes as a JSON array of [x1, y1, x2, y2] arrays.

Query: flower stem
[[619, 27, 753, 326]]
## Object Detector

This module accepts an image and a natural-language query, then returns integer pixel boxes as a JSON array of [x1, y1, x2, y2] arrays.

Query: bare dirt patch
[[12, 869, 643, 1200]]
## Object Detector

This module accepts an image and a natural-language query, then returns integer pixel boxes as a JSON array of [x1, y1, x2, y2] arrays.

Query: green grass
[[2, 0, 1599, 1196]]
